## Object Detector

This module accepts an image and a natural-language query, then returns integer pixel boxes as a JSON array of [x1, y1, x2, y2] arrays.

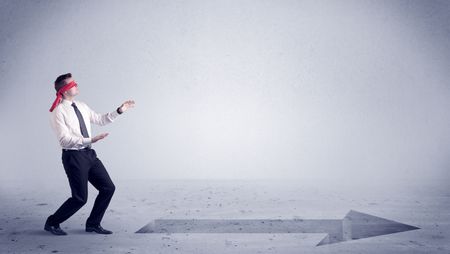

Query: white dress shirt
[[50, 99, 120, 150]]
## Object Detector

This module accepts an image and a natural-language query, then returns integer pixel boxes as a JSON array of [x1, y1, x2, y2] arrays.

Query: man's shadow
[[27, 229, 97, 235]]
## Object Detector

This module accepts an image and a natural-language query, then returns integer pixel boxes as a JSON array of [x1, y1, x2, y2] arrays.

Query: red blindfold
[[49, 81, 78, 112]]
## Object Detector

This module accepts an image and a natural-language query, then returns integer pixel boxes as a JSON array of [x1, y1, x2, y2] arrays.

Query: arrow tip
[[344, 210, 420, 238], [317, 210, 419, 246]]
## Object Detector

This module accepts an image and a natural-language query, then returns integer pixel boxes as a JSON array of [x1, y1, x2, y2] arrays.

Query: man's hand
[[92, 133, 109, 143], [118, 100, 135, 113]]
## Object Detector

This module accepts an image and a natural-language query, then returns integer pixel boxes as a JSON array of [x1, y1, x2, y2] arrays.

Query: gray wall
[[1, 0, 449, 185]]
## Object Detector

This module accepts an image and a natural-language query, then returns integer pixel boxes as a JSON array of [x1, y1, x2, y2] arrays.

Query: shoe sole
[[44, 225, 67, 235], [85, 229, 112, 234]]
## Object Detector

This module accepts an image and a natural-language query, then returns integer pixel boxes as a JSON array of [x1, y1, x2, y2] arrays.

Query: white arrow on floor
[[136, 210, 419, 246]]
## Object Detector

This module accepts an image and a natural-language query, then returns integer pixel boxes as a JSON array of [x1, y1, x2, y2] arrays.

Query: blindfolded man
[[45, 73, 135, 235]]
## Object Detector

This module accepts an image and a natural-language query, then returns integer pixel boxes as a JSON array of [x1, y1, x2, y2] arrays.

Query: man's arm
[[84, 103, 120, 126], [86, 100, 135, 126]]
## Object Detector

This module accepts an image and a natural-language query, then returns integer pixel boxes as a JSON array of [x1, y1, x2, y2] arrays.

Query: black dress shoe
[[86, 225, 113, 234], [44, 222, 67, 235]]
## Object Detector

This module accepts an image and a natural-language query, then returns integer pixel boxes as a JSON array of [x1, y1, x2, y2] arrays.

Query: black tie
[[71, 102, 90, 138]]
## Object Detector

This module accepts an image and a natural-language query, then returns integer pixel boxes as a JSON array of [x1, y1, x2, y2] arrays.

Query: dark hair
[[54, 73, 72, 92]]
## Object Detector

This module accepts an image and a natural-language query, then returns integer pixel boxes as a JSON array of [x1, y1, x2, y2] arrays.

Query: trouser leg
[[47, 151, 89, 226], [85, 156, 115, 227]]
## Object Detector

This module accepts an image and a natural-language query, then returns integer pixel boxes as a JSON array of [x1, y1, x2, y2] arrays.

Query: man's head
[[54, 73, 79, 99]]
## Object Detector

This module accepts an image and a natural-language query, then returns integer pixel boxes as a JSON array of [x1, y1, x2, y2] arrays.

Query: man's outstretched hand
[[92, 133, 109, 143], [119, 100, 135, 113], [91, 100, 134, 144]]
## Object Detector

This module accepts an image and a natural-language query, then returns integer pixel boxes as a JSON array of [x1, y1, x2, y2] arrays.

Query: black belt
[[62, 146, 92, 152]]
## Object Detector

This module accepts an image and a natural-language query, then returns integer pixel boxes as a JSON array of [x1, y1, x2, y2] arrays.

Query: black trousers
[[47, 148, 115, 227]]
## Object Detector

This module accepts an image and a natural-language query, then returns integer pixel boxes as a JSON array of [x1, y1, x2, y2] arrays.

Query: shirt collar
[[61, 99, 75, 106]]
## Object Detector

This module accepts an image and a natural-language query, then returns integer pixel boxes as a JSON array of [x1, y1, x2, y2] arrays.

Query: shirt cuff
[[82, 137, 92, 145]]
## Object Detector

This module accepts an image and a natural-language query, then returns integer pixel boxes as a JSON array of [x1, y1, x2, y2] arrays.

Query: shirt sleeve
[[50, 109, 92, 148], [84, 102, 120, 126]]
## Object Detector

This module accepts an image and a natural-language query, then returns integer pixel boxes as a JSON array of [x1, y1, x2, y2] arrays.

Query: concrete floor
[[0, 179, 448, 253]]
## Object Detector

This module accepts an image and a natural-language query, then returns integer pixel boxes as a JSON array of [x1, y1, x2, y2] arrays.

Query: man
[[45, 73, 135, 235]]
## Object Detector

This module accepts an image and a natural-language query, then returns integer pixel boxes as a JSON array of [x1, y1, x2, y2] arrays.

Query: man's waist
[[62, 146, 93, 152]]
